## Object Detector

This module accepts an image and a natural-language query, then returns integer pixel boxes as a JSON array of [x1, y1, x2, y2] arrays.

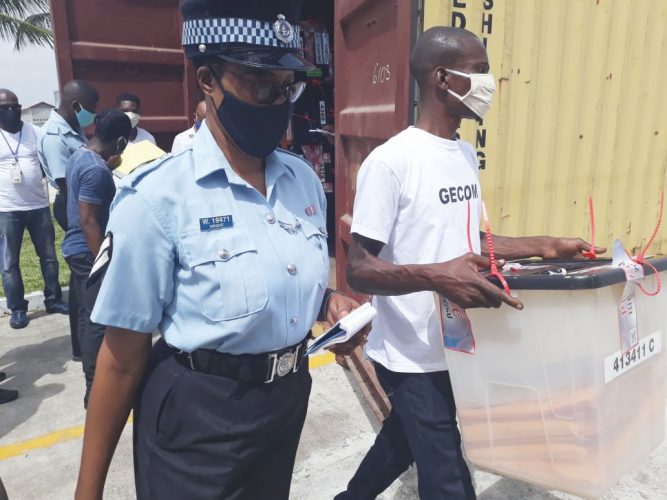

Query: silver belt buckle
[[265, 344, 301, 384]]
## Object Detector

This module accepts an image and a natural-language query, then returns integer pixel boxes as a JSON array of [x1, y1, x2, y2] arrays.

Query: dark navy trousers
[[336, 363, 476, 500], [133, 339, 312, 500]]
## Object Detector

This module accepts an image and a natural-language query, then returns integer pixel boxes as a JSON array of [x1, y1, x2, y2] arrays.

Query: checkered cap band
[[183, 18, 302, 49]]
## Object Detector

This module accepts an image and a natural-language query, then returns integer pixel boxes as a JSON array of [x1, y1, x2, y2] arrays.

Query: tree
[[0, 0, 53, 50]]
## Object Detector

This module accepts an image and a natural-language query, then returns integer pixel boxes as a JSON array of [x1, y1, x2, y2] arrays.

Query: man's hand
[[325, 293, 370, 356], [428, 253, 524, 310], [540, 237, 606, 260]]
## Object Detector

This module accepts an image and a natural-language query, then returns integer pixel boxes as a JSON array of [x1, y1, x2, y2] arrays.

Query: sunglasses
[[0, 104, 22, 111], [213, 66, 306, 105]]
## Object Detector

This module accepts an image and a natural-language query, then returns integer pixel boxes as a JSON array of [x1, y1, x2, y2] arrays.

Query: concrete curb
[[0, 287, 69, 314]]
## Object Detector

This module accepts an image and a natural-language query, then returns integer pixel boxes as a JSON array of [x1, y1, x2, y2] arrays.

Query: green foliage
[[0, 0, 53, 50]]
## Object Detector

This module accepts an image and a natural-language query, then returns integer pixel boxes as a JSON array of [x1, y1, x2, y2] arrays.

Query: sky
[[0, 40, 59, 106]]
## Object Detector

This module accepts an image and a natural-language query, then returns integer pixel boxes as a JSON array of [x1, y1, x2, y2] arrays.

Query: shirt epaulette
[[121, 152, 176, 189]]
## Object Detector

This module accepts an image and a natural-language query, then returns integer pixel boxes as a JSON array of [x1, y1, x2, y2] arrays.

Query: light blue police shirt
[[90, 122, 329, 355], [37, 109, 86, 188]]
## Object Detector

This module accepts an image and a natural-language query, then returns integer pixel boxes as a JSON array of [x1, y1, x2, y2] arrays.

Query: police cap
[[180, 0, 315, 71]]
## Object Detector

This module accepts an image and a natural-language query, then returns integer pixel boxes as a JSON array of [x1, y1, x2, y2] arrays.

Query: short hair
[[409, 27, 482, 90], [94, 109, 132, 143], [62, 80, 99, 105], [116, 93, 141, 106]]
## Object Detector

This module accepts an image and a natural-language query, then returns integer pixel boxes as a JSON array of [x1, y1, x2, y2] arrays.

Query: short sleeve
[[77, 165, 107, 205], [350, 157, 401, 245], [170, 134, 181, 153], [91, 189, 176, 333], [39, 134, 69, 181]]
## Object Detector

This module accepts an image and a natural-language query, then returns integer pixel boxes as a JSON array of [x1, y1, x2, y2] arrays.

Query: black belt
[[173, 336, 309, 384]]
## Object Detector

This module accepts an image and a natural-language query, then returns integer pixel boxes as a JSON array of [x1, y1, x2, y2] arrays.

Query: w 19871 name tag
[[603, 331, 662, 384], [199, 215, 233, 232]]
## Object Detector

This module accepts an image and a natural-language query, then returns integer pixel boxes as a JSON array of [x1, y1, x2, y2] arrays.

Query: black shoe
[[0, 388, 18, 404], [46, 301, 69, 315], [9, 310, 29, 329], [0, 372, 6, 382]]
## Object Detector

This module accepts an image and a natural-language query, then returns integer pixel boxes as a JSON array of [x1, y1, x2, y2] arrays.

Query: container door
[[50, 0, 197, 150], [334, 0, 421, 420]]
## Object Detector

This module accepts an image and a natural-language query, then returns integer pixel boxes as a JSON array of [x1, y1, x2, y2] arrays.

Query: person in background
[[116, 93, 156, 145], [337, 27, 604, 500], [61, 110, 131, 408], [0, 89, 69, 330], [38, 79, 98, 361], [38, 80, 99, 231], [171, 100, 206, 153]]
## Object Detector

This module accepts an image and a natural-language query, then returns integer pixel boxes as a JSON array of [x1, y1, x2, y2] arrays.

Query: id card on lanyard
[[1, 128, 22, 184]]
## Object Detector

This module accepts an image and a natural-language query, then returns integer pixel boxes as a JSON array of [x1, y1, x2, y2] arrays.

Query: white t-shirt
[[171, 125, 197, 154], [351, 126, 482, 373], [0, 123, 49, 212], [129, 127, 156, 145]]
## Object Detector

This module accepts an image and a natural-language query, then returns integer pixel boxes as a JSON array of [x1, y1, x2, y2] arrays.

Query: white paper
[[612, 239, 644, 352], [322, 32, 331, 65], [604, 331, 661, 383], [305, 303, 377, 356]]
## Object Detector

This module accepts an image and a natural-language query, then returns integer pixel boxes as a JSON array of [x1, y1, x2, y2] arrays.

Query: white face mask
[[446, 69, 496, 119], [124, 111, 141, 129]]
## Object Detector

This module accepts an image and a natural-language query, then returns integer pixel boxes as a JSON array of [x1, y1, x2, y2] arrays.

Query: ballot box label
[[604, 330, 661, 384]]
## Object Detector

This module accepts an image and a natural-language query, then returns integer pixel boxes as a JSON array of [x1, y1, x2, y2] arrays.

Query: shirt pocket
[[180, 229, 268, 321], [297, 216, 329, 289]]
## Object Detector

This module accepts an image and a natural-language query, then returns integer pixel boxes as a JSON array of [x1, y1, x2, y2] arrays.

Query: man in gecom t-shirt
[[337, 27, 603, 500]]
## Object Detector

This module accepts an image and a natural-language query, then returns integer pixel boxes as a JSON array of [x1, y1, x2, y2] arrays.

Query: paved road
[[1, 312, 665, 499]]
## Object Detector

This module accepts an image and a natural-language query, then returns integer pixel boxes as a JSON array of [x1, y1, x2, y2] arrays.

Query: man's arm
[[79, 201, 104, 256], [480, 233, 605, 260], [39, 134, 71, 188], [347, 233, 522, 309], [75, 328, 151, 500]]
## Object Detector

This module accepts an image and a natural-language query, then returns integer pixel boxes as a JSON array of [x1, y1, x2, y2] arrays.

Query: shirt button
[[266, 214, 276, 224], [290, 316, 298, 325], [287, 264, 297, 275], [219, 249, 230, 260]]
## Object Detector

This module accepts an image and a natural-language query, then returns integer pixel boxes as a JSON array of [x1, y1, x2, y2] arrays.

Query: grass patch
[[0, 212, 70, 297]]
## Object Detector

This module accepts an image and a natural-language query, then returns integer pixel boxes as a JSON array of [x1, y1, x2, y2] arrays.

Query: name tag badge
[[10, 162, 22, 184], [199, 215, 234, 232]]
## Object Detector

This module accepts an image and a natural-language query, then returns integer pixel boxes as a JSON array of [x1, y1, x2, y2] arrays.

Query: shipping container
[[50, 0, 198, 151], [424, 0, 667, 255], [49, 0, 667, 425], [331, 0, 667, 422]]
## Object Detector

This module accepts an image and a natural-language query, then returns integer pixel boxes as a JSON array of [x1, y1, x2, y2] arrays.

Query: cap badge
[[273, 14, 294, 44]]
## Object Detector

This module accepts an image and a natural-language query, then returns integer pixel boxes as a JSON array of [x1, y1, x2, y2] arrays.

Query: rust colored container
[[50, 0, 198, 151], [333, 0, 422, 420]]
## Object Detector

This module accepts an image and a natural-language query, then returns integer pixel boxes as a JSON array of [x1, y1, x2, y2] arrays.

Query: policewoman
[[75, 2, 364, 499]]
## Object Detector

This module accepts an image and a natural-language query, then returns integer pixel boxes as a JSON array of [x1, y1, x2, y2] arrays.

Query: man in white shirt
[[116, 93, 156, 145], [0, 89, 69, 329], [337, 28, 602, 500], [171, 100, 206, 153]]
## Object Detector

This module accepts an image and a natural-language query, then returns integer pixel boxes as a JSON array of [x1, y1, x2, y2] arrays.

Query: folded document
[[305, 302, 377, 356]]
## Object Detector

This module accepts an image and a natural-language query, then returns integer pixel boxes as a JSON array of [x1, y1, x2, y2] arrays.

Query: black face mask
[[0, 108, 22, 132], [215, 83, 292, 159]]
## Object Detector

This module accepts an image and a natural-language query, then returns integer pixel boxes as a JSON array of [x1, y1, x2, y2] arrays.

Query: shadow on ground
[[0, 321, 70, 439], [477, 476, 564, 499]]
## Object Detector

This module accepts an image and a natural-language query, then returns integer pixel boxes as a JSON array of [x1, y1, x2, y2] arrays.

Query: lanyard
[[0, 127, 22, 164]]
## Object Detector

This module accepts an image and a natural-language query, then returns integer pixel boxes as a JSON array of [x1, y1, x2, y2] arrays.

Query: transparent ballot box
[[439, 257, 667, 499]]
